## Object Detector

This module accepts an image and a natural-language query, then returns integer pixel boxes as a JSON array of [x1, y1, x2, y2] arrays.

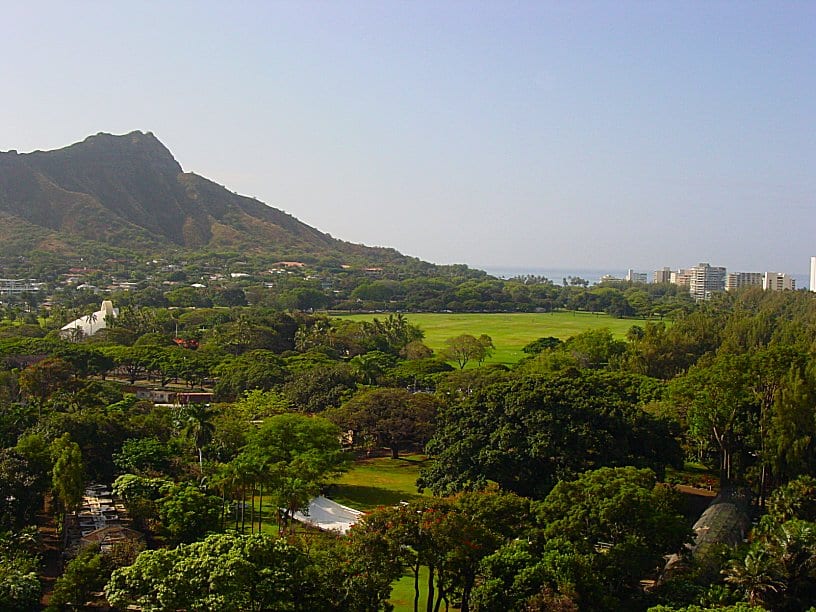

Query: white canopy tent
[[293, 496, 364, 534]]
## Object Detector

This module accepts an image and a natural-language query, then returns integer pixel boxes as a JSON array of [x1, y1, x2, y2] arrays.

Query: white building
[[60, 300, 118, 339], [763, 272, 795, 292], [653, 267, 672, 284], [810, 257, 816, 292], [0, 278, 45, 296], [689, 263, 726, 301], [625, 269, 648, 283]]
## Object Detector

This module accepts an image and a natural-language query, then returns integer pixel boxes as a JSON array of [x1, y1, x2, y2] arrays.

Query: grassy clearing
[[339, 311, 647, 366], [324, 455, 443, 611], [326, 454, 429, 511], [390, 565, 434, 611]]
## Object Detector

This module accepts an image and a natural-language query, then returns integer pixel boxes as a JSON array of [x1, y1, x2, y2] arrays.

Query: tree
[[421, 371, 681, 498], [239, 413, 349, 534], [538, 467, 690, 595], [521, 336, 563, 355], [329, 388, 439, 459], [441, 334, 494, 369], [768, 365, 816, 486], [353, 491, 530, 612], [18, 356, 75, 409], [473, 537, 592, 611], [177, 403, 217, 474], [101, 346, 154, 384], [113, 437, 170, 475], [0, 530, 40, 611], [105, 533, 317, 611], [562, 328, 626, 369], [213, 350, 288, 401], [671, 354, 756, 486], [401, 340, 434, 360], [722, 547, 784, 608], [349, 350, 396, 385], [157, 481, 222, 544], [233, 389, 290, 420], [766, 476, 816, 523], [111, 474, 167, 531], [0, 448, 46, 529], [46, 545, 109, 611], [282, 363, 357, 413], [51, 433, 85, 537]]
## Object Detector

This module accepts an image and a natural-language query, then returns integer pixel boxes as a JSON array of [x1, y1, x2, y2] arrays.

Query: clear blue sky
[[2, 1, 814, 273]]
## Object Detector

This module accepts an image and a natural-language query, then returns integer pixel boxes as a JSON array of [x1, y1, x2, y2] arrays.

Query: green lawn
[[390, 565, 433, 611], [324, 455, 444, 611], [339, 311, 647, 366], [325, 454, 429, 512]]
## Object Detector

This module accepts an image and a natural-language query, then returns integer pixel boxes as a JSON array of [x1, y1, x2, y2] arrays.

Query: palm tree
[[767, 519, 816, 603], [179, 403, 217, 475], [723, 546, 785, 606]]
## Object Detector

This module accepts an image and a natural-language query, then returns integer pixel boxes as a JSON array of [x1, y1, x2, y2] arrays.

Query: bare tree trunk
[[433, 585, 445, 612], [413, 560, 420, 612], [249, 484, 256, 534], [240, 486, 246, 534], [257, 483, 263, 533]]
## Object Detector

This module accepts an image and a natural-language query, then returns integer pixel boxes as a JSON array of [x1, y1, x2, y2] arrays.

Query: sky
[[2, 1, 814, 273]]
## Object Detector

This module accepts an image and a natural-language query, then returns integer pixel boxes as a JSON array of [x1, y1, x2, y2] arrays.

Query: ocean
[[478, 266, 811, 290]]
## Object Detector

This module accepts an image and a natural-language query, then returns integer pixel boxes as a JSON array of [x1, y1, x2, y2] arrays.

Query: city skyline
[[2, 2, 814, 272]]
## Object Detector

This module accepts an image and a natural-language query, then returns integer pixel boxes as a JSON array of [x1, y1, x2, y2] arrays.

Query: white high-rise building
[[810, 257, 816, 292], [625, 269, 647, 283], [689, 263, 726, 301], [653, 267, 672, 283]]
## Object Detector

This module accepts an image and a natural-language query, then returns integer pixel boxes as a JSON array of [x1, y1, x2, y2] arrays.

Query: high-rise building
[[811, 257, 816, 292], [671, 269, 693, 287], [689, 263, 726, 301], [625, 269, 647, 283], [726, 272, 763, 291], [764, 272, 795, 291], [653, 267, 672, 283]]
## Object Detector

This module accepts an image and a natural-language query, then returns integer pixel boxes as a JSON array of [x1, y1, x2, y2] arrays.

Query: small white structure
[[61, 300, 118, 339], [293, 496, 364, 534], [810, 256, 816, 292]]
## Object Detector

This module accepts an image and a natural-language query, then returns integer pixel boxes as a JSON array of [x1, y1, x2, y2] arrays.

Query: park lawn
[[338, 311, 647, 366], [324, 455, 452, 611], [243, 456, 444, 610], [391, 565, 450, 612], [326, 453, 430, 511]]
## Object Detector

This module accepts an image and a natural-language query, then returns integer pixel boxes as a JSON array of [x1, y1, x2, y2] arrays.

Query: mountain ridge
[[0, 131, 405, 264]]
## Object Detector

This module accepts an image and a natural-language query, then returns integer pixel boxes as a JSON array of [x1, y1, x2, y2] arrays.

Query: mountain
[[0, 131, 403, 264]]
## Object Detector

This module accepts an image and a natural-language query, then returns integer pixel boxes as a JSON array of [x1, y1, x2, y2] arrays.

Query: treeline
[[3, 249, 697, 317]]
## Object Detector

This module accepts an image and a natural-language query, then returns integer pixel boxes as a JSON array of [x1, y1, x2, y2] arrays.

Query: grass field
[[326, 454, 429, 511], [339, 311, 646, 366], [325, 455, 436, 611]]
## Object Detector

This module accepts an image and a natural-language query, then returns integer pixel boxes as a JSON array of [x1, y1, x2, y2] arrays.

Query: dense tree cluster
[[1, 285, 816, 609]]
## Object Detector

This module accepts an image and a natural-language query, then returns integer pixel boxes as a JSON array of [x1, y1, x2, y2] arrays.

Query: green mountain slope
[[0, 131, 403, 264]]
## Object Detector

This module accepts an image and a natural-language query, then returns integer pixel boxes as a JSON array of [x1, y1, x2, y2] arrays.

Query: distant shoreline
[[479, 266, 810, 289]]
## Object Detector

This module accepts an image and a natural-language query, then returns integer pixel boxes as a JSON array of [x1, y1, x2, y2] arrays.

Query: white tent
[[293, 496, 364, 534]]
